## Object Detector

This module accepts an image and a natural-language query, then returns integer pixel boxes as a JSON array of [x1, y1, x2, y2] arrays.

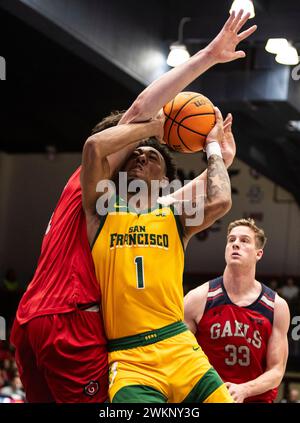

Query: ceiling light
[[265, 38, 289, 54], [230, 0, 255, 19], [167, 17, 191, 67], [287, 120, 300, 132], [167, 43, 190, 67], [275, 44, 299, 65]]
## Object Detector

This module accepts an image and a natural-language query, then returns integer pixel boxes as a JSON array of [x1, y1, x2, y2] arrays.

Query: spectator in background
[[281, 277, 299, 304], [0, 271, 23, 329], [0, 369, 7, 389], [0, 374, 25, 401], [280, 387, 300, 403], [269, 279, 280, 294]]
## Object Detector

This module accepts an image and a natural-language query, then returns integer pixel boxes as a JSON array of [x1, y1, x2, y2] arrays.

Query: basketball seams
[[181, 113, 215, 117], [179, 115, 215, 137], [166, 94, 201, 145], [179, 124, 208, 138], [165, 98, 175, 148], [163, 92, 215, 152], [164, 112, 215, 121], [177, 128, 194, 152], [163, 114, 215, 137]]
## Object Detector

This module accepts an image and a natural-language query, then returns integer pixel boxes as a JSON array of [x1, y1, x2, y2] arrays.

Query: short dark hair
[[138, 138, 177, 181], [90, 110, 125, 135]]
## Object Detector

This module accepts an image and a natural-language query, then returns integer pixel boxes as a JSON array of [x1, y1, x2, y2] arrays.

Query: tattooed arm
[[181, 108, 232, 248]]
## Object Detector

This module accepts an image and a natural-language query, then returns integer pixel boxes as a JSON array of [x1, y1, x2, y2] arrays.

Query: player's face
[[123, 146, 166, 184], [225, 226, 263, 267]]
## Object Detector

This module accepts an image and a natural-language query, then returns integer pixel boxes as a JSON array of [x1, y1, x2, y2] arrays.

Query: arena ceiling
[[0, 0, 300, 203]]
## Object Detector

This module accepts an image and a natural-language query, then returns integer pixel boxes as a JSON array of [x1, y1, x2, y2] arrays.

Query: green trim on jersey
[[171, 204, 185, 251], [91, 214, 108, 250]]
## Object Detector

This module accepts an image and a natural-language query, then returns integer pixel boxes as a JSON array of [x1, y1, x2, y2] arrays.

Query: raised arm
[[120, 11, 256, 124], [90, 10, 254, 200], [166, 113, 235, 204], [179, 108, 232, 246], [225, 295, 290, 403], [81, 118, 163, 243]]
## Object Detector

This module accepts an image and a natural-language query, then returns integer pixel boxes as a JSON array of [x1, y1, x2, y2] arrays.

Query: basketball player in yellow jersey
[[81, 107, 234, 403], [80, 11, 257, 402]]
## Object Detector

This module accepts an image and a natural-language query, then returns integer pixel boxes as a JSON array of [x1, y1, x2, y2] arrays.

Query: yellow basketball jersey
[[92, 197, 185, 340]]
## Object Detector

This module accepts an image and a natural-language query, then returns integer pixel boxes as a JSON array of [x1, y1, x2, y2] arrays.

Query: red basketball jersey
[[196, 277, 277, 403], [17, 167, 102, 326]]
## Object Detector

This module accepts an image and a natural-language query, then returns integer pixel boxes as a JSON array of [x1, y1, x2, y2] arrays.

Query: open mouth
[[231, 252, 241, 257], [130, 162, 143, 172]]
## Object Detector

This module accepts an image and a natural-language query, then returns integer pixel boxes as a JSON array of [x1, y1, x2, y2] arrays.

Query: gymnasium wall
[[0, 151, 299, 286], [0, 151, 81, 285]]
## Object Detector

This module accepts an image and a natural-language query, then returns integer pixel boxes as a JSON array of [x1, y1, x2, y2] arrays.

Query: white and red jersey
[[196, 276, 277, 403]]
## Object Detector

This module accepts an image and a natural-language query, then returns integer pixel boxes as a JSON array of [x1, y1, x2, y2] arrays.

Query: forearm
[[106, 144, 139, 177], [81, 120, 161, 214], [87, 120, 160, 159], [172, 170, 208, 202], [171, 151, 235, 203], [241, 368, 284, 399], [120, 48, 216, 123], [206, 155, 231, 211]]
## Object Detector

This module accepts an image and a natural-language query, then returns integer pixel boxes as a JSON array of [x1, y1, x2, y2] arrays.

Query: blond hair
[[227, 218, 267, 249]]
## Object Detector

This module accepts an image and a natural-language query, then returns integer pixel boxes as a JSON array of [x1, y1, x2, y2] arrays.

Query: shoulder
[[184, 282, 209, 323], [273, 293, 290, 330], [274, 293, 290, 313], [184, 282, 210, 303]]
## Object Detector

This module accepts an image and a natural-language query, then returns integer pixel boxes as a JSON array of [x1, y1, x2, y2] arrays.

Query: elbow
[[223, 196, 232, 214], [83, 136, 104, 160], [275, 373, 284, 388], [214, 196, 232, 219], [271, 368, 285, 388]]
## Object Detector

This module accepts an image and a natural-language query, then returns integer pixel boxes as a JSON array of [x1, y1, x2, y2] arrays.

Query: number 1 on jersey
[[134, 256, 145, 289]]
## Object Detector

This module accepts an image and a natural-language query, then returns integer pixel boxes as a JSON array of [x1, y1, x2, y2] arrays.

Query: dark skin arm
[[181, 108, 232, 247], [81, 117, 164, 245]]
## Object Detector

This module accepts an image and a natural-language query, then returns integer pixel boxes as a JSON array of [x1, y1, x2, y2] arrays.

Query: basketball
[[163, 91, 216, 153]]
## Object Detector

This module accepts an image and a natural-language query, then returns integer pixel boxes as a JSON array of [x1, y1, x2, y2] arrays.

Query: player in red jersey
[[184, 218, 290, 403], [10, 11, 256, 402], [10, 166, 108, 402]]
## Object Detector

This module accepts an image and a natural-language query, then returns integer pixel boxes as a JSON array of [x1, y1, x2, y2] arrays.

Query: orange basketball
[[163, 91, 216, 153]]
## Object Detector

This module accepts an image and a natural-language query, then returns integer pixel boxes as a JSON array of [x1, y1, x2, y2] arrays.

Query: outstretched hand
[[206, 10, 257, 64]]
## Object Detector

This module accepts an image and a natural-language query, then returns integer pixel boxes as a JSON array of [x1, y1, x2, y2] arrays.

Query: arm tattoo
[[207, 155, 231, 200]]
